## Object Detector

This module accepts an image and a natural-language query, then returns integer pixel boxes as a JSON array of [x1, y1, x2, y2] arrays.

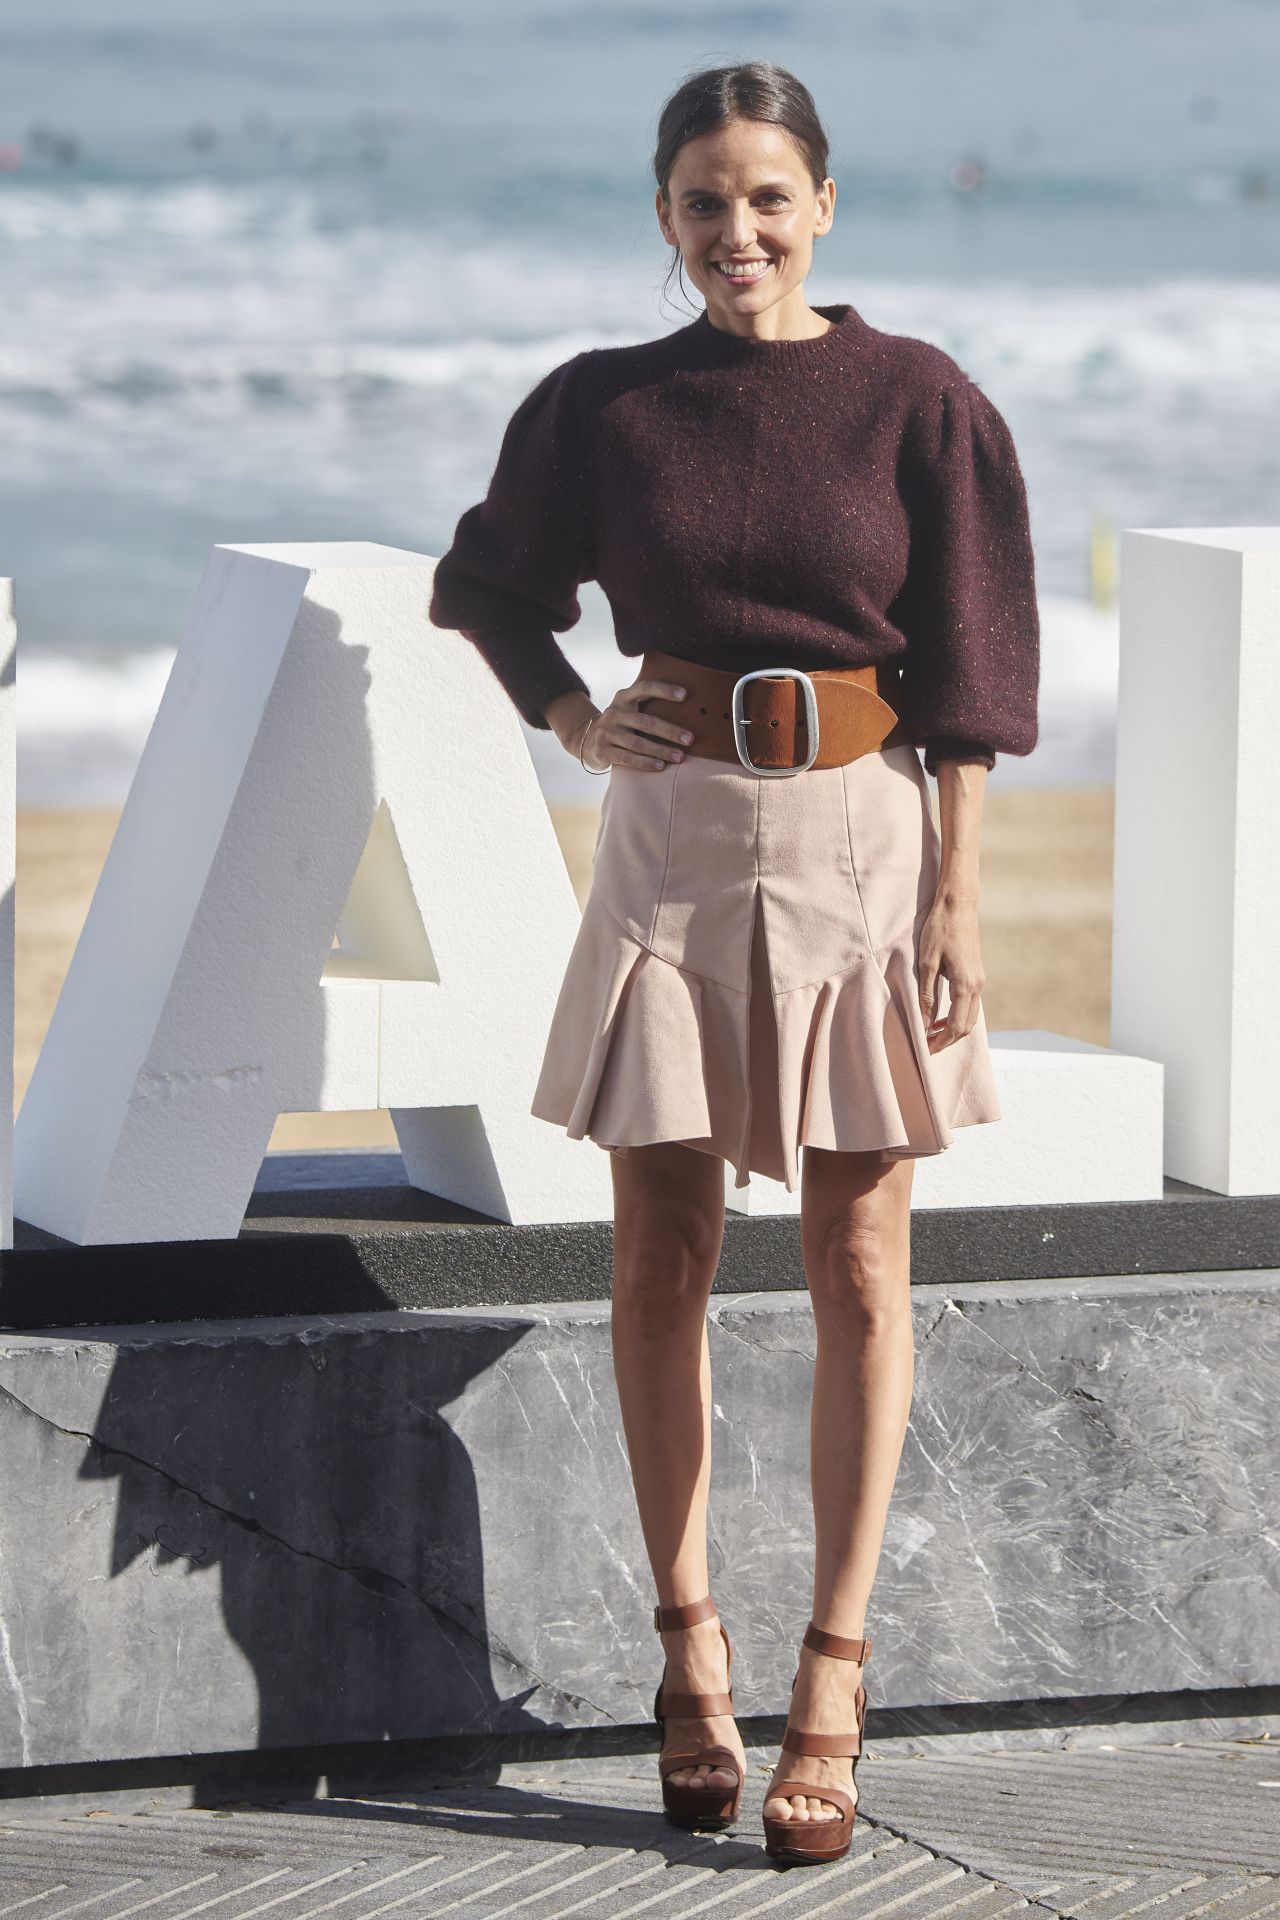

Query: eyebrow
[[677, 180, 794, 200]]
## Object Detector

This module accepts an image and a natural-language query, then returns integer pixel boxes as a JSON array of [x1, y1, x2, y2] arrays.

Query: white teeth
[[716, 261, 770, 279]]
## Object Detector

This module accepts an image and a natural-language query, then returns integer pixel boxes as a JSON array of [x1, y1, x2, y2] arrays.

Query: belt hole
[[722, 710, 729, 719], [699, 706, 707, 715], [770, 717, 779, 727]]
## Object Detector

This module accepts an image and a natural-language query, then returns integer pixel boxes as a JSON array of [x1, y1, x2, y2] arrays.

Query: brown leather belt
[[636, 648, 911, 773]]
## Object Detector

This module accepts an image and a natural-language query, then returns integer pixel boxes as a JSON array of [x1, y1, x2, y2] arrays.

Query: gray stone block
[[0, 1270, 1276, 1769]]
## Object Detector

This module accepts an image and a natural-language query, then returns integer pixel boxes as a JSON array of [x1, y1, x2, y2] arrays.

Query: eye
[[687, 192, 788, 213]]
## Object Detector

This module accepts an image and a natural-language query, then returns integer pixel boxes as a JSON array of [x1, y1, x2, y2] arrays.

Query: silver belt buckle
[[731, 668, 820, 776]]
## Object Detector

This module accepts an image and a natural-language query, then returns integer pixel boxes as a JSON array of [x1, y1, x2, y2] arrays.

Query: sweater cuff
[[459, 627, 591, 730], [923, 735, 997, 777]]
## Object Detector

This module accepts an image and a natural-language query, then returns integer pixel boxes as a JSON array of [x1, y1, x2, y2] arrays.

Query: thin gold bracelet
[[578, 713, 610, 775]]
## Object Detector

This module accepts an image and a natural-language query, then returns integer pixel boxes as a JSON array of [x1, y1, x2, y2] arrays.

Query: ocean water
[[3, 0, 1278, 802]]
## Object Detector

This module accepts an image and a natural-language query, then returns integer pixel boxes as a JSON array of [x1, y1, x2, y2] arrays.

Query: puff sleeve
[[889, 375, 1040, 778], [428, 354, 596, 729]]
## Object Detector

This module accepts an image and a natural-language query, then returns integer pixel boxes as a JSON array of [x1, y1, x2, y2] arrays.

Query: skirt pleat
[[530, 740, 1002, 1192]]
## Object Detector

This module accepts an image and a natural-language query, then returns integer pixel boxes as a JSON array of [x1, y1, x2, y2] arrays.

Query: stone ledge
[[0, 1270, 1275, 1769], [2, 1697, 1280, 1812], [2, 1695, 1279, 1814], [3, 1150, 1280, 1330]]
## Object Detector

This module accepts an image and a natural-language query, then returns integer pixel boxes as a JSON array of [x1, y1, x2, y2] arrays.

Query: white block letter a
[[14, 542, 610, 1243]]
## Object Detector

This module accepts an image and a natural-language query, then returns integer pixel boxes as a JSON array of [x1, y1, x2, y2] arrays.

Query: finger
[[584, 713, 671, 773], [633, 715, 695, 745], [951, 983, 980, 1038], [622, 679, 688, 705], [924, 972, 950, 1047], [940, 983, 979, 1045], [615, 745, 677, 770], [620, 681, 692, 742], [614, 720, 688, 759]]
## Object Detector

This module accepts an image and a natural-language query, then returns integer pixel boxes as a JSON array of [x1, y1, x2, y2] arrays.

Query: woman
[[429, 61, 1039, 1867]]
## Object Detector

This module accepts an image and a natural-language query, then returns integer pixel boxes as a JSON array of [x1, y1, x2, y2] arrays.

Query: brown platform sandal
[[652, 1594, 744, 1830], [762, 1622, 872, 1866]]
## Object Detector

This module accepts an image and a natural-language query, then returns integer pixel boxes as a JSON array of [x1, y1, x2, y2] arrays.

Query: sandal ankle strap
[[654, 1594, 718, 1633], [658, 1686, 734, 1718], [781, 1726, 863, 1759], [804, 1621, 872, 1663]]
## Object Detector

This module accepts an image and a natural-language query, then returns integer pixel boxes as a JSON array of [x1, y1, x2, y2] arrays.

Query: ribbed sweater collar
[[674, 300, 869, 371]]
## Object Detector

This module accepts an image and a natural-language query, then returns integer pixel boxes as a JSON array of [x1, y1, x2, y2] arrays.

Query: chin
[[704, 271, 791, 302]]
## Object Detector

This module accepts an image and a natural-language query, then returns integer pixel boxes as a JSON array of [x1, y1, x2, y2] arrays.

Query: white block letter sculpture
[[0, 581, 14, 1249], [1113, 528, 1280, 1195], [13, 543, 613, 1244]]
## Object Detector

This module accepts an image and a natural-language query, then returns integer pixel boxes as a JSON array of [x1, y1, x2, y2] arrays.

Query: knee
[[805, 1215, 909, 1336], [612, 1203, 721, 1324]]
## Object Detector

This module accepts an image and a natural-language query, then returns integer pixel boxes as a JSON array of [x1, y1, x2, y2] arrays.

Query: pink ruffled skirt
[[530, 740, 1002, 1191]]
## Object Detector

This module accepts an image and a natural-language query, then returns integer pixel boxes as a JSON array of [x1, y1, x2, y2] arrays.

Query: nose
[[721, 204, 757, 251]]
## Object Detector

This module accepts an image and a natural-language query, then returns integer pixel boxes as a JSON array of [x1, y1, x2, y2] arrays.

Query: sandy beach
[[15, 787, 1114, 1154]]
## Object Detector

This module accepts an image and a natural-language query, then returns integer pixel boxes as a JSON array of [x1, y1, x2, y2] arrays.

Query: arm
[[889, 373, 1040, 776], [544, 687, 598, 761], [428, 356, 596, 731], [919, 758, 989, 1051], [890, 371, 1040, 1045]]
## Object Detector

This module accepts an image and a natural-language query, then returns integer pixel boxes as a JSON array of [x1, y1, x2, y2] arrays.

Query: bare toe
[[667, 1758, 740, 1796]]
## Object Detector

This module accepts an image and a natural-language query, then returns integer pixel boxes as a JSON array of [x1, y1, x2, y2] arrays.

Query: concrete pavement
[[2, 1735, 1277, 1917]]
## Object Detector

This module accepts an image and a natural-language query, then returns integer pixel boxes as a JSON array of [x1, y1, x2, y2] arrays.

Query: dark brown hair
[[652, 61, 831, 314]]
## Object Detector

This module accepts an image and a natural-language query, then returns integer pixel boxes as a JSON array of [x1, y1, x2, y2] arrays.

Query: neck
[[701, 292, 834, 346], [678, 301, 865, 371]]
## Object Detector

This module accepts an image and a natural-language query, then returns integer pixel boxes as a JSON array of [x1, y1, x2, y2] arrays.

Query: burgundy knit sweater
[[428, 301, 1040, 776]]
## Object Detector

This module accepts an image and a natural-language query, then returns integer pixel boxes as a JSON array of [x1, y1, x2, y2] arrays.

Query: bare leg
[[763, 1147, 916, 1826], [609, 1140, 745, 1797]]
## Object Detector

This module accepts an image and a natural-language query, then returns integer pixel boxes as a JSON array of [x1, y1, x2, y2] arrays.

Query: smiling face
[[656, 117, 835, 337]]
